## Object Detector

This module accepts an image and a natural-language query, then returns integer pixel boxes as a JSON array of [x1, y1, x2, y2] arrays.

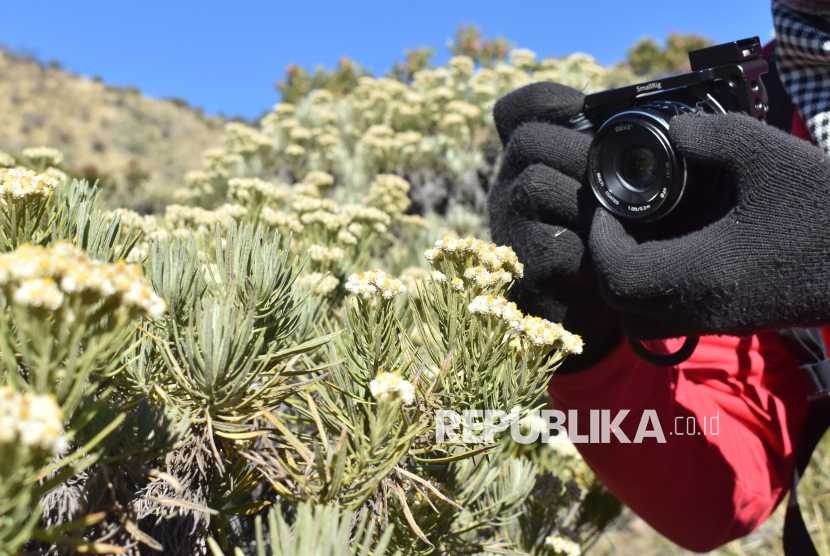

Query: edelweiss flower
[[21, 146, 64, 166], [0, 387, 67, 454], [424, 248, 443, 265], [369, 371, 415, 405], [425, 235, 524, 282], [228, 177, 289, 203], [345, 269, 407, 301], [299, 273, 339, 295], [0, 168, 59, 200], [0, 242, 166, 319], [545, 535, 581, 556], [425, 271, 446, 283], [337, 229, 358, 245], [13, 277, 64, 310], [468, 295, 509, 317], [464, 266, 496, 288], [261, 208, 304, 233], [0, 151, 15, 168], [292, 196, 338, 214], [309, 244, 345, 263], [517, 316, 564, 348]]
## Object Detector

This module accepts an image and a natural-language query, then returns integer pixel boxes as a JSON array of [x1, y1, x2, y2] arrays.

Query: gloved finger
[[510, 221, 585, 283], [670, 111, 828, 206], [510, 164, 595, 230], [669, 111, 818, 170], [494, 82, 585, 145], [589, 207, 711, 301], [499, 121, 592, 182]]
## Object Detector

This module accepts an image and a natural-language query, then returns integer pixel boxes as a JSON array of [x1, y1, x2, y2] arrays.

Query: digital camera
[[568, 37, 769, 221]]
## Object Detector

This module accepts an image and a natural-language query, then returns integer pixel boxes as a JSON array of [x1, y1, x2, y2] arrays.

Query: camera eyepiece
[[588, 101, 692, 221]]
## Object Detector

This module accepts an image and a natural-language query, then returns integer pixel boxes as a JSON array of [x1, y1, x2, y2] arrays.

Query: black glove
[[589, 111, 830, 340], [489, 82, 621, 370]]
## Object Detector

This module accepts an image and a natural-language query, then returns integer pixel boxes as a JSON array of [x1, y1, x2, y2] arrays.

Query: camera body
[[571, 37, 769, 221]]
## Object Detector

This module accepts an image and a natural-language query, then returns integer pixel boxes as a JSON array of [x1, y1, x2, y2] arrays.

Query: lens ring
[[588, 107, 686, 221]]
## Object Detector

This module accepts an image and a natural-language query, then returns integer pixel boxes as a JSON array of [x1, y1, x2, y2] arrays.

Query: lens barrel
[[588, 102, 692, 221]]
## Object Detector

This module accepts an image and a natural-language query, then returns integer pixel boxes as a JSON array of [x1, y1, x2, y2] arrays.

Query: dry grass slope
[[0, 48, 226, 211]]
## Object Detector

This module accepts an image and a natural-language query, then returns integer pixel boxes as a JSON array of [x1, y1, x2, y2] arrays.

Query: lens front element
[[616, 145, 657, 191]]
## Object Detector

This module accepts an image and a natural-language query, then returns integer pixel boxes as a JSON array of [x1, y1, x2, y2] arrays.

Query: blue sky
[[2, 1, 773, 120]]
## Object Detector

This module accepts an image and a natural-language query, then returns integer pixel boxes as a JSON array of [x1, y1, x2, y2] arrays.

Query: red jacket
[[548, 61, 820, 552]]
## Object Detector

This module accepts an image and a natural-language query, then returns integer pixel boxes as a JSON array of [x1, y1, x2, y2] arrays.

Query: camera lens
[[616, 145, 656, 191], [587, 101, 693, 221]]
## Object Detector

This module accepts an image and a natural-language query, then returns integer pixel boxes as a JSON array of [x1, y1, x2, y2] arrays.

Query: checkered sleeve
[[774, 0, 830, 152]]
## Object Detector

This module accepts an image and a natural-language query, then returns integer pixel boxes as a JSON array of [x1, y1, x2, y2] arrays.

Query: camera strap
[[777, 327, 830, 556]]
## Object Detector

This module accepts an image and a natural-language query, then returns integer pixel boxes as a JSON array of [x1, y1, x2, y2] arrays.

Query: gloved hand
[[489, 82, 621, 369], [590, 111, 830, 340]]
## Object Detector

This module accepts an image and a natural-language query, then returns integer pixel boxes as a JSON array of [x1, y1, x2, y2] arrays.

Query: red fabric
[[546, 43, 821, 552], [548, 334, 813, 551]]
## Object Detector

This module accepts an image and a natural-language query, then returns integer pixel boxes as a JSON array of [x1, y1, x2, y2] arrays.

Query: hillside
[[0, 48, 226, 210]]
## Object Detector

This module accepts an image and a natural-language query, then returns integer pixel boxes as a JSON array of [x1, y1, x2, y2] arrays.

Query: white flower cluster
[[223, 122, 272, 155], [175, 45, 640, 214], [425, 271, 446, 283], [21, 146, 64, 166], [104, 208, 168, 241], [303, 170, 335, 191], [424, 235, 524, 286], [468, 295, 523, 326], [338, 204, 391, 230], [300, 209, 349, 229], [0, 168, 59, 201], [548, 434, 580, 458], [0, 151, 15, 168], [365, 174, 411, 215], [298, 273, 340, 295], [468, 295, 583, 355], [463, 265, 513, 289], [164, 203, 248, 233], [257, 50, 633, 182], [292, 196, 338, 214], [292, 182, 320, 198], [545, 536, 581, 556], [293, 204, 390, 245], [0, 386, 67, 455], [228, 177, 290, 203], [261, 208, 304, 234], [345, 269, 407, 301], [369, 371, 416, 405], [516, 316, 583, 355], [0, 242, 167, 318], [45, 167, 67, 183], [308, 244, 345, 263], [13, 277, 64, 310]]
